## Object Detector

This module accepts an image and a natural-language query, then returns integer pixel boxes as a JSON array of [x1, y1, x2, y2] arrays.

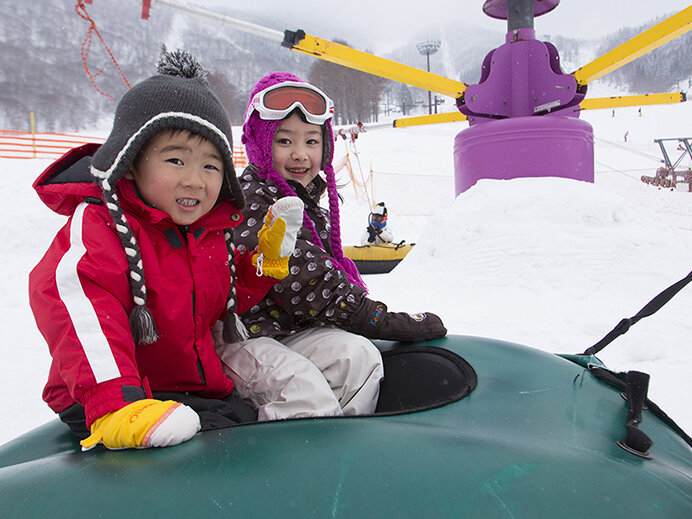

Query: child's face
[[272, 112, 323, 187], [126, 130, 224, 226]]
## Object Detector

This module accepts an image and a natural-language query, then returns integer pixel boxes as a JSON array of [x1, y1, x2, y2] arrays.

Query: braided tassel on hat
[[98, 178, 159, 344], [222, 229, 250, 343]]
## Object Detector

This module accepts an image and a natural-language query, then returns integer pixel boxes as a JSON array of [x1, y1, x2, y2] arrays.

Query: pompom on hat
[[91, 50, 248, 345], [242, 72, 367, 291]]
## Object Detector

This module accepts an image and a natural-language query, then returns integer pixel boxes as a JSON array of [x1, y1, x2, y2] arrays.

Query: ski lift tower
[[454, 0, 594, 194], [417, 39, 441, 115]]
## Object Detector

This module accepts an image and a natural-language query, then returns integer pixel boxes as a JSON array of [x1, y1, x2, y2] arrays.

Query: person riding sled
[[360, 202, 394, 245], [214, 72, 447, 421], [28, 51, 301, 451]]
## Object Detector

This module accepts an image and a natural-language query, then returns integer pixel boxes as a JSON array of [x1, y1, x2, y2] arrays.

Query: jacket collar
[[288, 174, 327, 201]]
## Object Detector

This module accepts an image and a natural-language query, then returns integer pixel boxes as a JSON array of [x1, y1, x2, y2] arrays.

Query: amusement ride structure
[[137, 0, 690, 195]]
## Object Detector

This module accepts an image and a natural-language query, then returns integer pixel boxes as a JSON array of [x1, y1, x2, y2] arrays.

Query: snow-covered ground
[[1, 83, 691, 446]]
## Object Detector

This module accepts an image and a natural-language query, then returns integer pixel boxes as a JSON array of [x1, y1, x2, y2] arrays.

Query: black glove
[[348, 298, 447, 342], [366, 225, 379, 243]]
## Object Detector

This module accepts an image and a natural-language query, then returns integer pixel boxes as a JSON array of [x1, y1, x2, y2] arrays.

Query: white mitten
[[80, 399, 201, 451], [254, 196, 304, 279]]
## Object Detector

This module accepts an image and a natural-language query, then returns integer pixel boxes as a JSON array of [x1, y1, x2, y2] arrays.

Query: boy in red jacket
[[29, 51, 299, 451]]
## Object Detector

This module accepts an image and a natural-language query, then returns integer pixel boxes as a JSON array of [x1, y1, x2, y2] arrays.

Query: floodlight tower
[[417, 39, 441, 114], [454, 0, 594, 194]]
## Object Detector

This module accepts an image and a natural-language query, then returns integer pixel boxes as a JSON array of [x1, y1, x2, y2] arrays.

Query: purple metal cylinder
[[453, 115, 594, 194]]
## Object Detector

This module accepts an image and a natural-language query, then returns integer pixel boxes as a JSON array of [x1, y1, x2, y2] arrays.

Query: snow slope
[[1, 86, 691, 446]]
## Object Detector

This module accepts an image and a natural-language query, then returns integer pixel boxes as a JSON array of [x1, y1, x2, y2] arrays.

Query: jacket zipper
[[179, 225, 207, 385]]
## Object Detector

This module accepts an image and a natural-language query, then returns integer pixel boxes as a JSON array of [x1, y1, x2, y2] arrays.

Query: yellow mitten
[[253, 196, 304, 279], [80, 399, 200, 451]]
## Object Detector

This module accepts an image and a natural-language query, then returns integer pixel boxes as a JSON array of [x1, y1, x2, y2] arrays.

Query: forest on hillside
[[1, 1, 690, 132]]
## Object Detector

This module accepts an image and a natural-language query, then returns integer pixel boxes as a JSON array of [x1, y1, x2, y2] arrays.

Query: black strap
[[583, 269, 692, 356], [618, 371, 653, 458], [588, 366, 692, 449]]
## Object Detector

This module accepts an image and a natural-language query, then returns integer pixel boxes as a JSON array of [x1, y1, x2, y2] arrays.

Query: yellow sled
[[344, 241, 415, 274]]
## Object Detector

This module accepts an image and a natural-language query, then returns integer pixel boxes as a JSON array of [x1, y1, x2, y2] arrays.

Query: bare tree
[[396, 84, 417, 116], [207, 71, 245, 124]]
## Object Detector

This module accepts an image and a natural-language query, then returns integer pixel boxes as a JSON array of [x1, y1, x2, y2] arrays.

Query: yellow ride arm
[[282, 30, 467, 99], [572, 6, 692, 86], [580, 92, 686, 110], [392, 112, 467, 128]]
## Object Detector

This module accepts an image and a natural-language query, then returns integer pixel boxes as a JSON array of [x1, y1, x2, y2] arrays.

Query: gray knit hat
[[91, 50, 243, 208], [91, 50, 248, 345]]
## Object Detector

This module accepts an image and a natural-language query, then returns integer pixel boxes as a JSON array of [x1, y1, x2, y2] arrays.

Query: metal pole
[[426, 53, 432, 114], [417, 40, 440, 114], [507, 0, 534, 31], [152, 0, 284, 42], [30, 111, 36, 158], [655, 139, 673, 169]]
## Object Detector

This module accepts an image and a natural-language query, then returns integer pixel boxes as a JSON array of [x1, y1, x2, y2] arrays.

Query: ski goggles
[[245, 81, 334, 125]]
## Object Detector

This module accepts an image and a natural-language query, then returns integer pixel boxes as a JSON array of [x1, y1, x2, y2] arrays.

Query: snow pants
[[215, 326, 384, 421]]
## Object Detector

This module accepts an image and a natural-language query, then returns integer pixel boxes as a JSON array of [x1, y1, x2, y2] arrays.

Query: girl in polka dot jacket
[[214, 72, 447, 420]]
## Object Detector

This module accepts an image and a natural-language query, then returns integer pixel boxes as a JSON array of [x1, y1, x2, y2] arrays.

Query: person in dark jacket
[[29, 52, 300, 451], [360, 202, 394, 245], [214, 72, 447, 420]]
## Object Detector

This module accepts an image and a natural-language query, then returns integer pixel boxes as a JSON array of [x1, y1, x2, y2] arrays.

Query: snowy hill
[[1, 83, 691, 445]]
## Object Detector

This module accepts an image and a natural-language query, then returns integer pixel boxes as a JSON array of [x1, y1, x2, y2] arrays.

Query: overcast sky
[[188, 0, 690, 52]]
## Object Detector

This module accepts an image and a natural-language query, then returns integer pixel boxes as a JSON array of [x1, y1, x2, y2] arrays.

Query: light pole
[[416, 39, 441, 114]]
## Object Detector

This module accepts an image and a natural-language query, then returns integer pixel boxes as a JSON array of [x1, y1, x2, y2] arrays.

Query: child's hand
[[253, 196, 304, 279], [348, 298, 447, 342], [80, 399, 200, 451]]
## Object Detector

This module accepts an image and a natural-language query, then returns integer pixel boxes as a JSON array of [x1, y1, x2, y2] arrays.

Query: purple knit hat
[[242, 72, 366, 291]]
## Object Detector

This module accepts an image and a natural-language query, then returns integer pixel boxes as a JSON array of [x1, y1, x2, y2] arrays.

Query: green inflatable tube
[[1, 335, 690, 518]]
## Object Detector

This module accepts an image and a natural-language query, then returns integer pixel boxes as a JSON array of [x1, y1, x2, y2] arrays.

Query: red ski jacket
[[29, 144, 275, 427]]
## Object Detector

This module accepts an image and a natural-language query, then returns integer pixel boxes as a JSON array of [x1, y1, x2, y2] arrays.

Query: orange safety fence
[[0, 129, 105, 159], [0, 129, 250, 169], [233, 147, 249, 170]]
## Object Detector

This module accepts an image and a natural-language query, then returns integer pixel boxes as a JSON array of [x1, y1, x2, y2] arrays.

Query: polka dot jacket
[[235, 168, 367, 338]]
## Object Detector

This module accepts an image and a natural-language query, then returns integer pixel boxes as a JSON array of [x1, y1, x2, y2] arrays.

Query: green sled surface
[[1, 335, 690, 518]]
